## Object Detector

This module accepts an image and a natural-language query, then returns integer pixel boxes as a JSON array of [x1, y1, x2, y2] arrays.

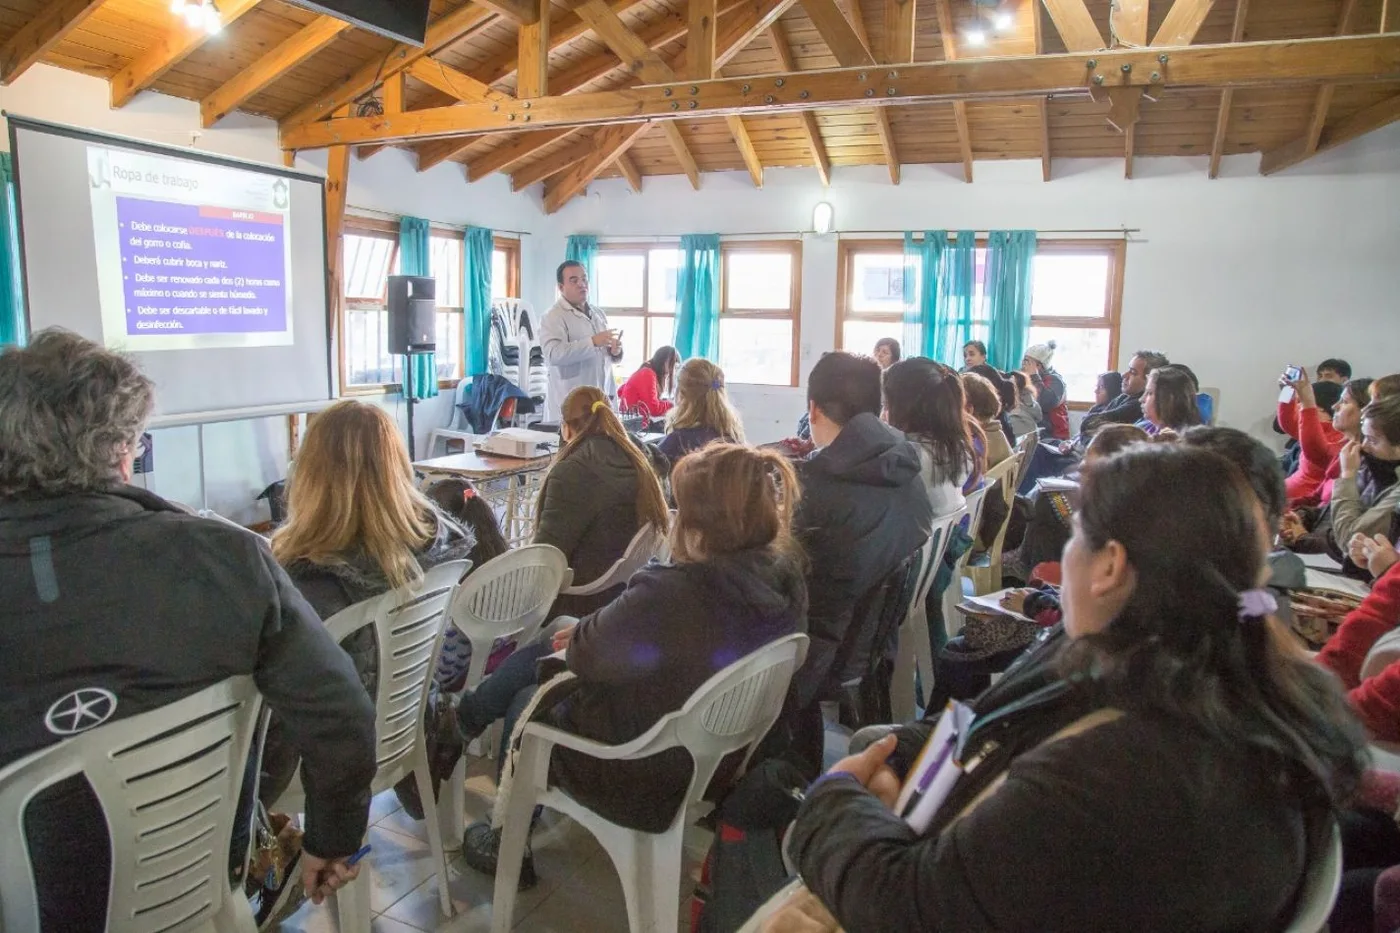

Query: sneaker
[[461, 821, 537, 890]]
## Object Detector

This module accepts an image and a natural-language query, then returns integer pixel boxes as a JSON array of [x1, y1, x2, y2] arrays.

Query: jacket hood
[[677, 546, 808, 624], [285, 507, 475, 592], [806, 412, 922, 489]]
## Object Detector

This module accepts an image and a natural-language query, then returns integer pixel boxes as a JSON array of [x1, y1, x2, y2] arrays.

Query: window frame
[[338, 217, 522, 396], [834, 237, 1125, 409], [594, 239, 802, 388]]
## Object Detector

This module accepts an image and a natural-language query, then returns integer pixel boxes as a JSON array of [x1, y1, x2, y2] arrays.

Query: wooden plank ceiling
[[1, 0, 1397, 212]]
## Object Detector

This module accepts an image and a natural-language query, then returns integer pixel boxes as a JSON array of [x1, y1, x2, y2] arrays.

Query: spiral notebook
[[894, 700, 976, 833]]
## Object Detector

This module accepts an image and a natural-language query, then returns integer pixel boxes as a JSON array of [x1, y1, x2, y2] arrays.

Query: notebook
[[894, 700, 976, 834]]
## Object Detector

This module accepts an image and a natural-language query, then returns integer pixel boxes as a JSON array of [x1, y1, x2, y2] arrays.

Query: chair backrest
[[448, 545, 571, 685], [961, 484, 992, 543], [0, 677, 262, 933], [561, 522, 667, 596], [1011, 431, 1039, 494], [653, 509, 679, 564], [447, 377, 472, 432], [629, 634, 809, 806], [1361, 627, 1400, 682], [1282, 821, 1342, 933], [325, 560, 470, 782], [911, 507, 967, 613]]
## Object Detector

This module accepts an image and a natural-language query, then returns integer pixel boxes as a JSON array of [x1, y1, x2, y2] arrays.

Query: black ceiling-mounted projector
[[281, 0, 433, 46]]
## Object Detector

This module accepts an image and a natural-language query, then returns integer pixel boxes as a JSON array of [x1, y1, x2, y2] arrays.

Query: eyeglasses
[[133, 439, 147, 459]]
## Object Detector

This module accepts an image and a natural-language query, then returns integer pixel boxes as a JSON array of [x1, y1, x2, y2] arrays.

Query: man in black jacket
[[0, 330, 377, 931], [1079, 349, 1168, 437], [785, 352, 932, 771]]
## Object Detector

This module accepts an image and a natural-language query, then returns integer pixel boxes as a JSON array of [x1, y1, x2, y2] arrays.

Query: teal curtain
[[398, 217, 438, 399], [674, 234, 720, 360], [932, 232, 977, 368], [983, 231, 1038, 371], [0, 154, 25, 347], [901, 231, 945, 359], [565, 234, 597, 286], [463, 226, 493, 376]]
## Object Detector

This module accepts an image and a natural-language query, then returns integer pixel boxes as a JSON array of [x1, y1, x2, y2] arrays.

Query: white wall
[[0, 65, 548, 520], [541, 128, 1400, 444]]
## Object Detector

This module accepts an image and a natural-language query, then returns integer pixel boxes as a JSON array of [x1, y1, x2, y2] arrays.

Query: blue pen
[[345, 844, 372, 867]]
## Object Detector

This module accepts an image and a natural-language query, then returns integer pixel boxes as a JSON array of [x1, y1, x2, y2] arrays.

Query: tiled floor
[[275, 755, 711, 932]]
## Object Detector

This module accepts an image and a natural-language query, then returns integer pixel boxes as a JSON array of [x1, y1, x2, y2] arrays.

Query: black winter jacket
[[0, 487, 376, 930], [791, 630, 1316, 933], [1079, 391, 1145, 436], [791, 413, 932, 708], [549, 547, 807, 832]]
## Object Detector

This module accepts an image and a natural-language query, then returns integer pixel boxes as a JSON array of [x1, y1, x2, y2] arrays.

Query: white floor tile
[[364, 823, 448, 914]]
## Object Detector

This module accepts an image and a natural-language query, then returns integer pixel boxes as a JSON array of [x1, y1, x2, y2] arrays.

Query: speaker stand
[[402, 353, 420, 461]]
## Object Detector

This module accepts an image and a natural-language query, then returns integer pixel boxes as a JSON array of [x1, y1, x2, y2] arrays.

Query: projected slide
[[88, 146, 296, 351]]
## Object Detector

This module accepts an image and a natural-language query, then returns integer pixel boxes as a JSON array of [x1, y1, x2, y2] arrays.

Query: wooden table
[[415, 446, 554, 546]]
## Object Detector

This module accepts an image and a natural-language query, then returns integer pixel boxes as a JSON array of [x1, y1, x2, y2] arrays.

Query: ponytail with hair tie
[[591, 400, 607, 414]]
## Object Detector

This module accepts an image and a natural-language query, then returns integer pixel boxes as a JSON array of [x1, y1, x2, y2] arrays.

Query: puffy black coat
[[791, 413, 932, 708]]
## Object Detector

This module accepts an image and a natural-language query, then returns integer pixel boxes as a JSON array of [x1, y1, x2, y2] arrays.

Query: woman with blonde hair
[[536, 385, 670, 617], [262, 400, 474, 813], [659, 357, 746, 462], [458, 442, 806, 880]]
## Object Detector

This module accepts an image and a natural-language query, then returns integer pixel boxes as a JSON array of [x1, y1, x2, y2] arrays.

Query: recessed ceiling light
[[965, 29, 988, 46], [993, 11, 1014, 30]]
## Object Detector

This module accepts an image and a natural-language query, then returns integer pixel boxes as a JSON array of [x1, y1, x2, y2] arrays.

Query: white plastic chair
[[0, 676, 262, 933], [1282, 821, 1342, 933], [490, 633, 810, 933], [943, 484, 992, 640], [892, 505, 968, 721], [275, 560, 469, 929], [1359, 630, 1400, 759], [1010, 429, 1040, 499], [439, 544, 572, 831], [425, 378, 476, 459], [966, 451, 1025, 596], [653, 509, 679, 564], [559, 523, 667, 600]]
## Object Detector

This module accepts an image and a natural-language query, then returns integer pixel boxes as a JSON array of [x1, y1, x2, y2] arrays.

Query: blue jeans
[[456, 640, 551, 780]]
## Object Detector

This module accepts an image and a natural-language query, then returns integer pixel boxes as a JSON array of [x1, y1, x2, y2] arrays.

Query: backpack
[[691, 759, 807, 933]]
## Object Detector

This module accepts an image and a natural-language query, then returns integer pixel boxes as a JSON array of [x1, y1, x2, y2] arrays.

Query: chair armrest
[[559, 561, 624, 598], [519, 715, 674, 762]]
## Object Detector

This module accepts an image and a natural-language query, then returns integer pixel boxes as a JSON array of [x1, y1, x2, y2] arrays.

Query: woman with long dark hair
[[783, 444, 1366, 932], [617, 345, 680, 419], [883, 357, 983, 514]]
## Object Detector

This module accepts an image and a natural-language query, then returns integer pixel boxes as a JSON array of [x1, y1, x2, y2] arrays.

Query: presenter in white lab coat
[[540, 260, 623, 421]]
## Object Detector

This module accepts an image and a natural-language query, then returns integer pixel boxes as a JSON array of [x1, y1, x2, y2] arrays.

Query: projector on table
[[479, 428, 557, 459]]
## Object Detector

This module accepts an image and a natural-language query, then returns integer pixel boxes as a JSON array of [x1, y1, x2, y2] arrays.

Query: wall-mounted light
[[170, 0, 223, 34], [813, 201, 835, 235]]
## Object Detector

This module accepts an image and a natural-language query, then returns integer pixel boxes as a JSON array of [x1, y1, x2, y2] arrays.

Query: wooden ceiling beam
[[884, 0, 916, 63], [1112, 0, 1149, 46], [512, 138, 594, 189], [726, 115, 764, 187], [472, 0, 648, 88], [463, 128, 575, 178], [111, 0, 261, 108], [407, 59, 514, 105], [283, 3, 497, 127], [690, 0, 719, 79], [1258, 0, 1361, 175], [769, 22, 830, 185], [1260, 92, 1400, 174], [1032, 0, 1050, 180], [517, 0, 551, 99], [543, 122, 650, 211], [800, 0, 876, 65], [282, 35, 1400, 149], [933, 0, 972, 182], [575, 0, 675, 83], [661, 121, 702, 189], [475, 0, 540, 25], [616, 151, 644, 191], [0, 0, 107, 86], [1040, 0, 1106, 51], [872, 107, 900, 183], [1152, 0, 1217, 47], [1209, 0, 1250, 178], [201, 15, 349, 127]]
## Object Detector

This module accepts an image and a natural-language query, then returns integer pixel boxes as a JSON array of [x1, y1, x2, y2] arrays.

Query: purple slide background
[[116, 196, 287, 336]]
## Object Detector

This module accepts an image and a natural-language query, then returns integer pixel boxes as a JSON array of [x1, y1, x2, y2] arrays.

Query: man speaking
[[541, 260, 622, 421]]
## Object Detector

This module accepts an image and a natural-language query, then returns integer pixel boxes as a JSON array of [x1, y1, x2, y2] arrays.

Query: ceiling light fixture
[[170, 0, 223, 35], [992, 11, 1014, 30], [965, 28, 988, 46], [812, 201, 835, 235]]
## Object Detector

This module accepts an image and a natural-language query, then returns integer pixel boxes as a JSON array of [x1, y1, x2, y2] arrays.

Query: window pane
[[430, 236, 463, 307], [436, 312, 462, 382], [344, 234, 393, 300], [1028, 326, 1111, 404], [726, 251, 792, 310], [1031, 253, 1111, 319], [842, 319, 903, 355], [718, 318, 792, 386], [649, 316, 675, 358], [345, 308, 400, 386], [850, 252, 909, 314], [596, 253, 645, 308], [492, 249, 507, 299], [647, 248, 682, 314]]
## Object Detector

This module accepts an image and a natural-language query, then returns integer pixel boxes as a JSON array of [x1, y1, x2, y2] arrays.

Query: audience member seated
[[778, 443, 1366, 933], [1329, 395, 1400, 550], [883, 358, 981, 516], [262, 401, 476, 818], [781, 351, 933, 774], [453, 443, 807, 882], [968, 363, 1018, 445], [1318, 358, 1354, 385], [1317, 557, 1400, 743], [873, 337, 901, 370], [1022, 342, 1070, 440], [535, 385, 670, 618], [961, 339, 987, 371], [961, 371, 1013, 469], [617, 345, 679, 420], [1007, 370, 1042, 438], [658, 357, 745, 462], [0, 330, 377, 928], [1374, 374, 1400, 404], [1277, 368, 1346, 506], [1139, 364, 1204, 437], [1081, 350, 1167, 435], [1085, 370, 1124, 417]]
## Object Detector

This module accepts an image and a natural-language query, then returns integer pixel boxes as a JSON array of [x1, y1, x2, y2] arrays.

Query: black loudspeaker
[[387, 275, 437, 354]]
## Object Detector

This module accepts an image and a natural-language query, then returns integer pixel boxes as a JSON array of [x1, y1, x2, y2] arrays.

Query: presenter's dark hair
[[556, 260, 585, 285], [807, 352, 882, 427]]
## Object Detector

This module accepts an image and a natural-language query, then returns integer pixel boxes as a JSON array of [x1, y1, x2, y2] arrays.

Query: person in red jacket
[[617, 345, 678, 420], [1316, 548, 1400, 742], [1277, 367, 1347, 505]]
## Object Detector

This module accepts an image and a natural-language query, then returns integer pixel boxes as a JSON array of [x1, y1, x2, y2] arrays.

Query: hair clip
[[1237, 588, 1278, 622], [591, 400, 608, 413], [711, 380, 723, 390], [462, 486, 477, 501]]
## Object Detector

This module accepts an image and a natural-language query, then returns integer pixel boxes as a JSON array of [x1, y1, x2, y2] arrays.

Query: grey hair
[[0, 328, 155, 496]]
